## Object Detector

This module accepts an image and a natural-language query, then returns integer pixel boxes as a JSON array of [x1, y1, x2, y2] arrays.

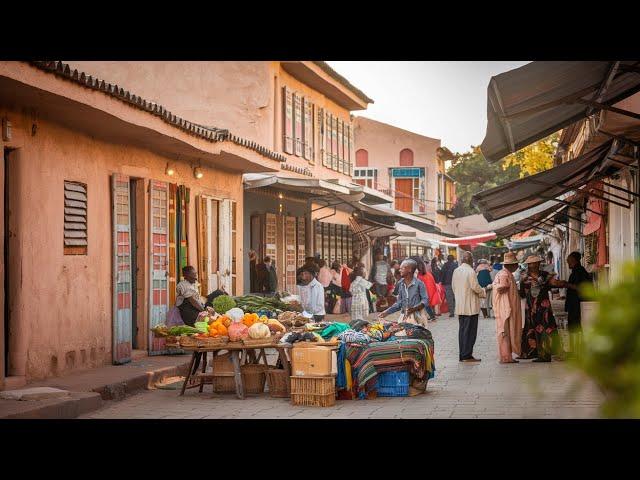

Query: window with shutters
[[64, 181, 88, 255]]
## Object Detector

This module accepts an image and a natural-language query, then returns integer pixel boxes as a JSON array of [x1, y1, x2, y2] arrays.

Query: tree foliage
[[503, 132, 559, 178], [447, 134, 560, 216], [447, 146, 521, 216]]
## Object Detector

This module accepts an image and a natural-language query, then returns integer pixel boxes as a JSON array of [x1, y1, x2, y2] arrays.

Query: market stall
[[152, 293, 436, 406]]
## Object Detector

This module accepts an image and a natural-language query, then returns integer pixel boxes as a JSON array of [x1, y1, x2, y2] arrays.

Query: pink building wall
[[0, 104, 243, 382], [353, 116, 446, 226]]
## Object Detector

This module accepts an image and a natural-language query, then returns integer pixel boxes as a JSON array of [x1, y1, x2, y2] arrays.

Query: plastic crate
[[376, 370, 410, 397]]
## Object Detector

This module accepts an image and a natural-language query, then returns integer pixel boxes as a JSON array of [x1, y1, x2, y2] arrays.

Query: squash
[[266, 318, 286, 334], [243, 314, 255, 328], [258, 315, 269, 324], [219, 315, 232, 328], [216, 323, 228, 336], [228, 322, 249, 342], [248, 322, 271, 339]]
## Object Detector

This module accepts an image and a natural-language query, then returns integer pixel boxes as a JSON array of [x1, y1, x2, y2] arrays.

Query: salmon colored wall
[[66, 61, 355, 183], [354, 116, 442, 224], [0, 105, 243, 382]]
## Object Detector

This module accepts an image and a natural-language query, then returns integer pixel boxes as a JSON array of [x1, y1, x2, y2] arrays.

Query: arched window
[[399, 148, 414, 166], [355, 149, 368, 167]]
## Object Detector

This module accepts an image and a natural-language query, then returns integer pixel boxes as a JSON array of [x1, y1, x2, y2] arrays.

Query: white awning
[[243, 173, 363, 201]]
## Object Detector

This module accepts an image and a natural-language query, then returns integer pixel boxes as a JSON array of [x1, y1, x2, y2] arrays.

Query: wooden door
[[219, 199, 232, 293], [112, 174, 133, 364], [149, 181, 169, 355], [285, 216, 297, 292], [395, 178, 413, 212], [207, 198, 220, 293]]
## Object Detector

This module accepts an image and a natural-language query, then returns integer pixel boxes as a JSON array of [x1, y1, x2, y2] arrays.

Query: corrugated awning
[[355, 203, 442, 234], [507, 234, 545, 250], [480, 61, 640, 163], [472, 140, 615, 221]]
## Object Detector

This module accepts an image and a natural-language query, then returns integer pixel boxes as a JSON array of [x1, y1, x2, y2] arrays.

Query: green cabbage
[[212, 295, 236, 314]]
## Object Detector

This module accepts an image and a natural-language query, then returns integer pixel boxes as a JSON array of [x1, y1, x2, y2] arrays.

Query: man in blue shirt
[[379, 259, 429, 325]]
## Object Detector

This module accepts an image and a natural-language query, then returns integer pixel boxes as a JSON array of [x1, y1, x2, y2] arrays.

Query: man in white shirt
[[176, 266, 205, 326], [452, 251, 486, 363], [297, 265, 326, 322]]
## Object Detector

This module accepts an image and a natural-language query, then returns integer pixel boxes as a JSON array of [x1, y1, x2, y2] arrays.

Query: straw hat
[[524, 255, 543, 264], [502, 252, 519, 265]]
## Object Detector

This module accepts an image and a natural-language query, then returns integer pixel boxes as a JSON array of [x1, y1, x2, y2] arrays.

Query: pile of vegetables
[[233, 294, 302, 315], [212, 295, 236, 314]]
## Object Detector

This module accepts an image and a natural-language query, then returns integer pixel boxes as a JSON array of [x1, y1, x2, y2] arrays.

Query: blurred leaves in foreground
[[572, 261, 640, 418]]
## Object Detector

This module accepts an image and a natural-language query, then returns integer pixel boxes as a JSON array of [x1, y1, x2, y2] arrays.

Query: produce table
[[179, 342, 293, 399]]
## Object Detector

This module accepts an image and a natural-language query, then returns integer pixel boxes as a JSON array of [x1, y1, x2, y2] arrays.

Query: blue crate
[[376, 370, 410, 397]]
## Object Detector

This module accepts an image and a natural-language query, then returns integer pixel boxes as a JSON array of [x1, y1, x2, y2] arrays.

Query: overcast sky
[[326, 61, 529, 154]]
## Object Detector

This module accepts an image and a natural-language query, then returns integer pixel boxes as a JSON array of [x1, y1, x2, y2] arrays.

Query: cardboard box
[[292, 344, 337, 376]]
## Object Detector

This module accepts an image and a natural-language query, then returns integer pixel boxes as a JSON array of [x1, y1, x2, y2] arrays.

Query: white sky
[[326, 61, 530, 154]]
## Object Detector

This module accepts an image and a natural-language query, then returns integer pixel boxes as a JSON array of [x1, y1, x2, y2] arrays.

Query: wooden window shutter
[[320, 108, 328, 167], [303, 98, 313, 161], [294, 93, 303, 157], [342, 123, 350, 175], [348, 123, 354, 177], [337, 120, 344, 173], [282, 87, 294, 154], [64, 181, 88, 255], [331, 115, 338, 171], [296, 216, 306, 268]]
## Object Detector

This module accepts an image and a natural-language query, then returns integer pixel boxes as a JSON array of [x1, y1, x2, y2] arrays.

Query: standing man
[[491, 252, 522, 363], [558, 251, 592, 357], [297, 265, 326, 322], [452, 251, 486, 363], [264, 256, 278, 294], [369, 250, 390, 302], [379, 259, 430, 326], [441, 254, 458, 318]]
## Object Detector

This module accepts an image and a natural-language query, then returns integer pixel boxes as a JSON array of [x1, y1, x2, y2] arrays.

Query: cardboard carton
[[291, 344, 337, 376]]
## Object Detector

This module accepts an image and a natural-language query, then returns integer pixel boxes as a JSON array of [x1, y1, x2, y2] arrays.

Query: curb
[[1, 360, 192, 419]]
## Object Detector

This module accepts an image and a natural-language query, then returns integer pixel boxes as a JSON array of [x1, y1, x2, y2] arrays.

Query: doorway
[[394, 178, 413, 212], [3, 148, 10, 377]]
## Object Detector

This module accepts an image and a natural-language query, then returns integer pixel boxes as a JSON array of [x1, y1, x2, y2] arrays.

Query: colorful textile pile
[[337, 330, 370, 344], [343, 338, 435, 397], [319, 322, 350, 339]]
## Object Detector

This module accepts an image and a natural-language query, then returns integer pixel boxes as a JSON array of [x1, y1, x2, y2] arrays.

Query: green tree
[[503, 132, 559, 178], [447, 146, 521, 216]]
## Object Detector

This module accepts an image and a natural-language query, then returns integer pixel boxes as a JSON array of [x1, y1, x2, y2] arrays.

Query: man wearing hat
[[297, 265, 326, 322], [492, 252, 522, 363]]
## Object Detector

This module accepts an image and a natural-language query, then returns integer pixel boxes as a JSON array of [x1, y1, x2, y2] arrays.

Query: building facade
[[352, 117, 455, 231]]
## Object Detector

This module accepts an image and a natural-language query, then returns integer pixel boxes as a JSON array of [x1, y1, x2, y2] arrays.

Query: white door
[[206, 197, 220, 292]]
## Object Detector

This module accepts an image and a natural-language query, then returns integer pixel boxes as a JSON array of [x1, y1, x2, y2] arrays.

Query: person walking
[[452, 251, 486, 363], [414, 257, 439, 322], [492, 252, 522, 363], [441, 254, 458, 318], [518, 255, 564, 362], [369, 250, 391, 302], [379, 259, 430, 326]]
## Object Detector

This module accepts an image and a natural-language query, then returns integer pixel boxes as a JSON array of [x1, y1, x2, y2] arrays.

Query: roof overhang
[[355, 203, 441, 234], [472, 140, 628, 222], [243, 173, 363, 199], [480, 61, 640, 163], [280, 61, 371, 111], [0, 65, 278, 174]]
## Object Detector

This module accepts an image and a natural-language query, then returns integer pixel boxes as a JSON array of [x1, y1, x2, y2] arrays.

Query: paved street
[[79, 314, 604, 419]]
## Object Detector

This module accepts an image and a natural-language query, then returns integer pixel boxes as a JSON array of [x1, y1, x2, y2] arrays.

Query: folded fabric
[[337, 329, 371, 344], [320, 322, 351, 339]]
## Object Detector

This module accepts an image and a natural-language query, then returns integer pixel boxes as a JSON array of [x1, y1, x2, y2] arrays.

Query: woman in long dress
[[349, 265, 373, 322], [518, 255, 565, 362]]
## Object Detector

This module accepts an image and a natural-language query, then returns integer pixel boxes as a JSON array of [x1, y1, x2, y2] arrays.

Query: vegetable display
[[248, 322, 271, 339], [167, 326, 201, 336], [233, 295, 302, 314], [228, 322, 249, 342], [212, 295, 236, 314]]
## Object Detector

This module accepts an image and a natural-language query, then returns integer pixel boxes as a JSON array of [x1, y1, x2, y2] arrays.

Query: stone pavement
[[79, 313, 605, 419]]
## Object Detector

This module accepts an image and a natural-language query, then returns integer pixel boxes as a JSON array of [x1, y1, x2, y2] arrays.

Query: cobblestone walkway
[[80, 314, 604, 419]]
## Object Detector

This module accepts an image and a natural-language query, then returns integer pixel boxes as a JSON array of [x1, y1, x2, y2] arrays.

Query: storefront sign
[[390, 167, 424, 178]]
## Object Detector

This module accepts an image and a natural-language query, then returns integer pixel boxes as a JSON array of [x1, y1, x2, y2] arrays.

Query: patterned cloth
[[337, 329, 370, 344], [344, 339, 435, 395], [350, 276, 373, 321]]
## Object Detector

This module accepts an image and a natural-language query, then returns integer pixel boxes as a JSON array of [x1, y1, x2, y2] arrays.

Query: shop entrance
[[3, 148, 11, 377]]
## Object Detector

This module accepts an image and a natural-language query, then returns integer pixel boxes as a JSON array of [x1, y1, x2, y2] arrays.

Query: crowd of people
[[174, 247, 594, 365]]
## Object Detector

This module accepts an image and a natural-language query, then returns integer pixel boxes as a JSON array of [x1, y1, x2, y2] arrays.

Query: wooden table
[[179, 342, 293, 399]]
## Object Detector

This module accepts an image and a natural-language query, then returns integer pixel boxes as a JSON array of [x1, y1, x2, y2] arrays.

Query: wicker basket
[[213, 352, 235, 373], [197, 336, 228, 347], [212, 373, 237, 393], [242, 337, 274, 347], [179, 335, 199, 348], [266, 368, 290, 398], [290, 375, 336, 407], [240, 364, 268, 394], [165, 335, 180, 347]]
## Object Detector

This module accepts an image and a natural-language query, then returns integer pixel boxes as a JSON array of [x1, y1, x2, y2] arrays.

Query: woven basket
[[197, 336, 228, 347], [240, 364, 268, 394], [266, 368, 290, 398], [242, 337, 274, 347], [212, 374, 237, 393], [165, 336, 179, 347], [179, 336, 199, 348], [213, 352, 235, 373], [290, 375, 336, 407]]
